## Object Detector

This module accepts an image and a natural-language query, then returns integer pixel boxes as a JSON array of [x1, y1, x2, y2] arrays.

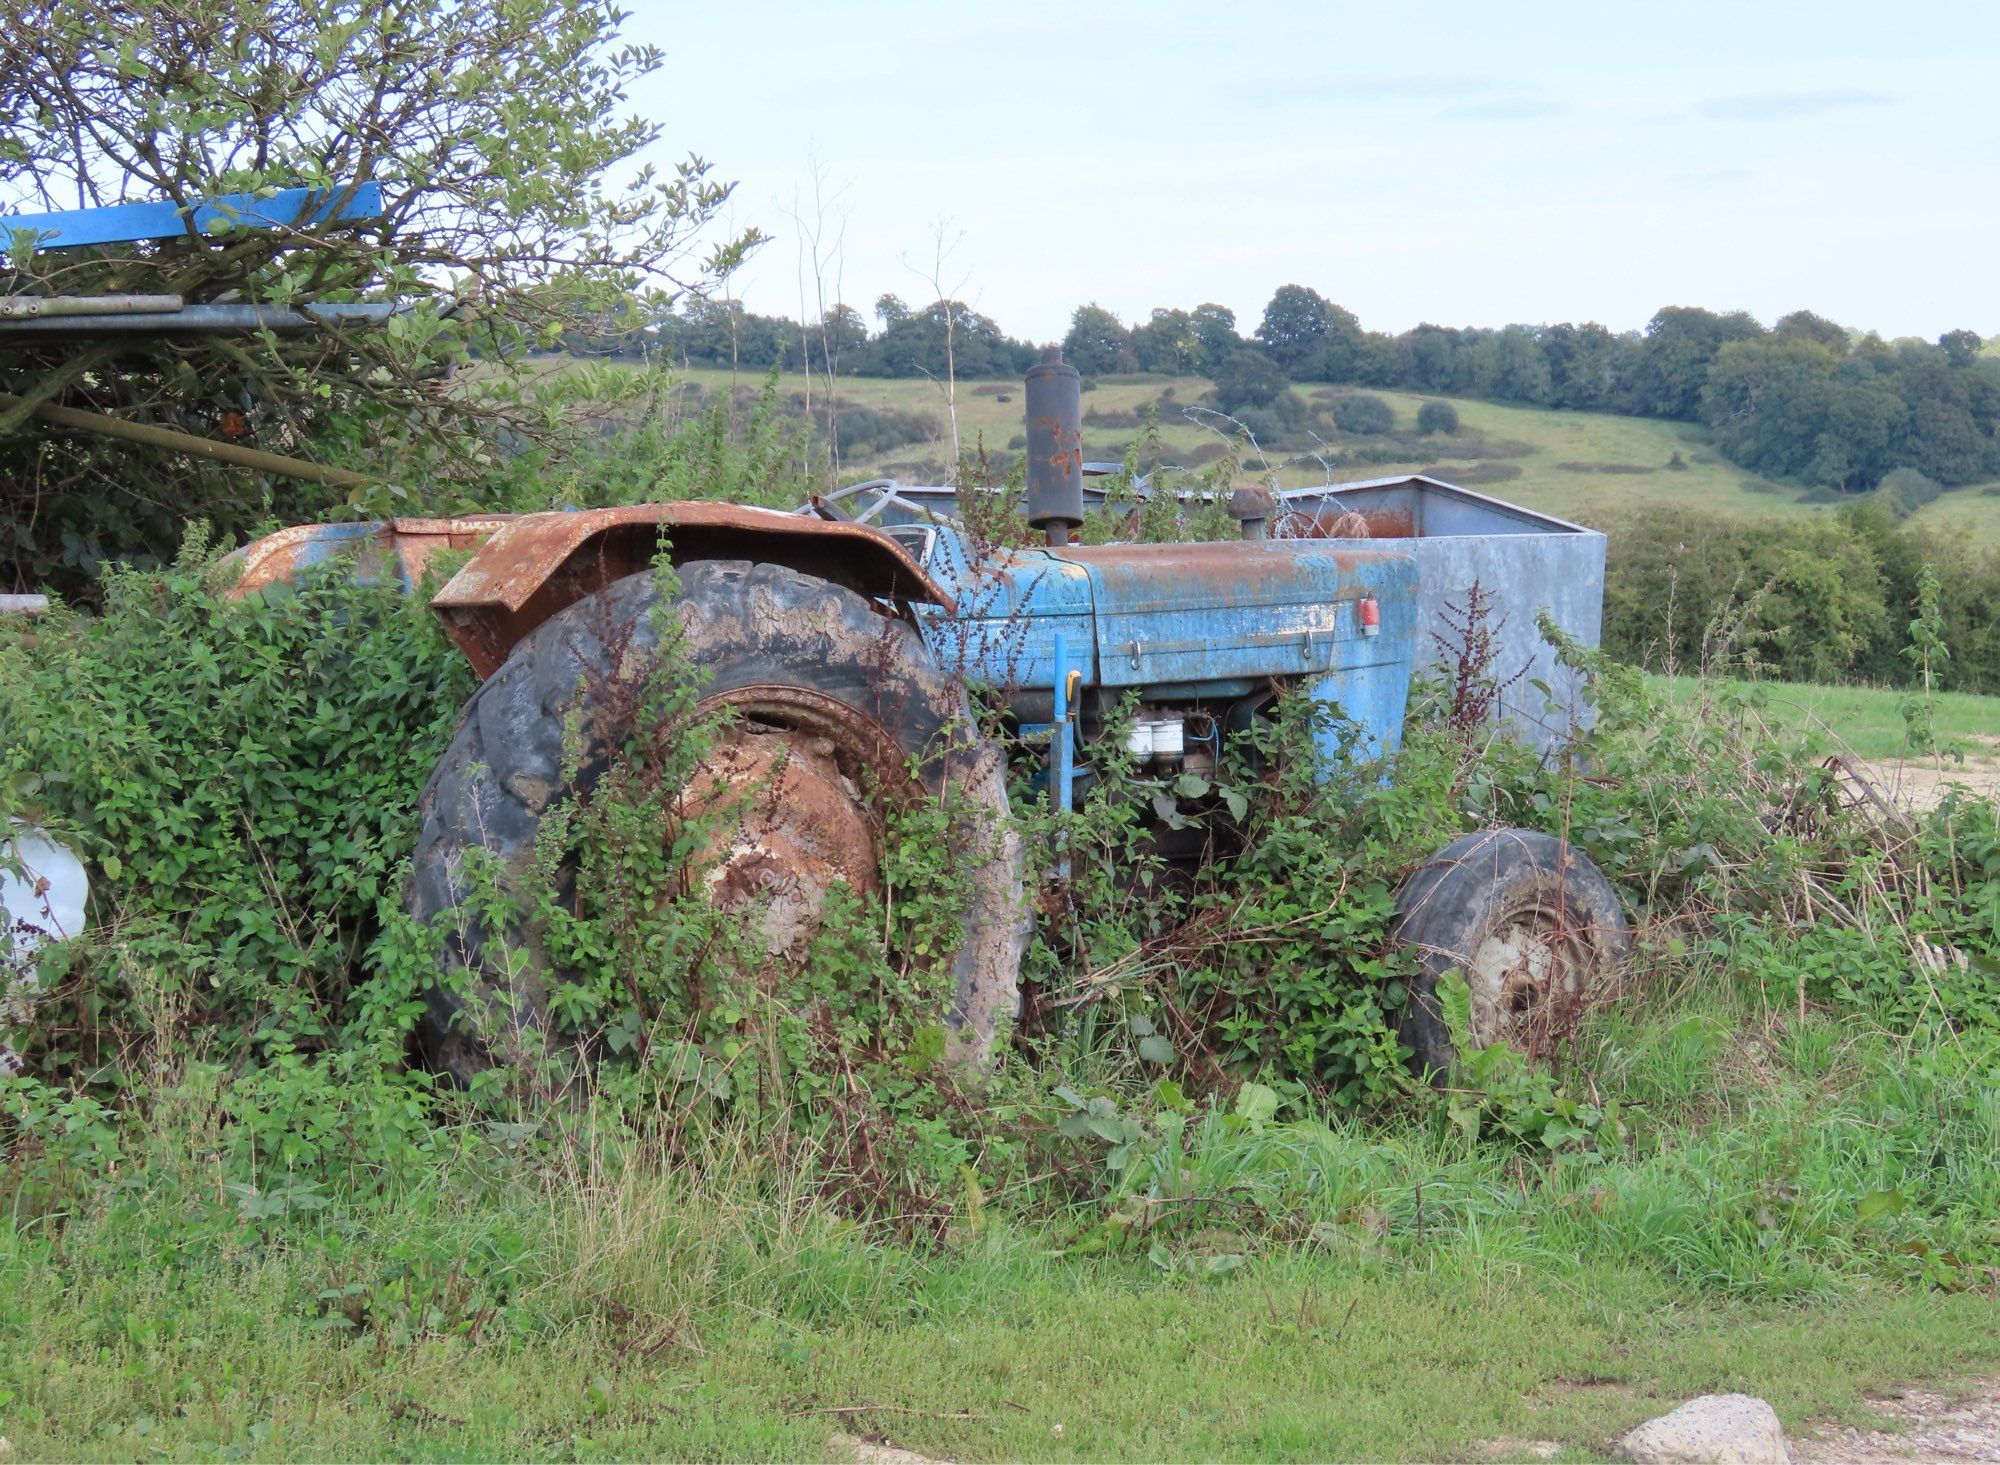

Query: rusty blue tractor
[[233, 349, 1630, 1079]]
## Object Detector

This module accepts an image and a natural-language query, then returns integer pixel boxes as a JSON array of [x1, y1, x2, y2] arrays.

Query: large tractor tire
[[1392, 828, 1630, 1077], [408, 560, 1027, 1083]]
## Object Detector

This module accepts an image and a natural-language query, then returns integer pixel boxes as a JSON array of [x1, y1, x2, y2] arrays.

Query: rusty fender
[[232, 503, 954, 681]]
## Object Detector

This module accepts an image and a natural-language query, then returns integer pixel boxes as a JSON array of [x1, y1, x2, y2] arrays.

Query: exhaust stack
[[1024, 346, 1084, 546]]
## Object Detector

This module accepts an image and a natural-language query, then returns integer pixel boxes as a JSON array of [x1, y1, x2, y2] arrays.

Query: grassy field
[[8, 1221, 1998, 1462], [1654, 673, 2000, 761], [661, 365, 2000, 546], [7, 978, 2000, 1462]]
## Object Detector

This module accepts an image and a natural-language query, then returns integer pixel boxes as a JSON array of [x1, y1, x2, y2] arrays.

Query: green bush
[[829, 402, 940, 458], [1415, 399, 1459, 435], [1878, 465, 1943, 519], [0, 532, 473, 1074], [1601, 502, 2000, 692], [1331, 392, 1396, 435], [1209, 349, 1289, 412]]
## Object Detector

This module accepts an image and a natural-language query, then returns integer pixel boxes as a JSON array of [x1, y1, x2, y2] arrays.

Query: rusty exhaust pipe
[[1024, 346, 1083, 547]]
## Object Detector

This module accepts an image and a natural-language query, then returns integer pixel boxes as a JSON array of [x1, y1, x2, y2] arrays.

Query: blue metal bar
[[1050, 629, 1079, 880], [0, 183, 385, 251]]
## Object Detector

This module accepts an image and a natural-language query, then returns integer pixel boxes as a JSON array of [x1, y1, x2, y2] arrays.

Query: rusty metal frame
[[229, 516, 513, 596], [428, 503, 953, 678], [226, 502, 954, 681]]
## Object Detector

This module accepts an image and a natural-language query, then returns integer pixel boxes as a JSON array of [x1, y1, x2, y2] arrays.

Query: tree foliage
[[1622, 307, 1767, 421], [0, 0, 755, 591], [651, 296, 1035, 381], [1061, 303, 1137, 375], [1703, 337, 2000, 492], [1210, 348, 1289, 412], [1601, 501, 2000, 691], [1253, 284, 1330, 374]]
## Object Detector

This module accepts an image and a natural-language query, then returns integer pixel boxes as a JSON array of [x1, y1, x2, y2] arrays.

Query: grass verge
[[6, 1232, 1996, 1462], [1651, 672, 2000, 762], [4, 980, 1997, 1461]]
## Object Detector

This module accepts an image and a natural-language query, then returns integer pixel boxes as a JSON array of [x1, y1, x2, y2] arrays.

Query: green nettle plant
[[0, 0, 763, 589], [1900, 563, 1949, 756], [0, 529, 471, 1062]]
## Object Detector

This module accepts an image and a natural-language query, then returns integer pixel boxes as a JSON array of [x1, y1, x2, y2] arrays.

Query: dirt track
[[1854, 742, 2000, 811], [1799, 1378, 2000, 1462]]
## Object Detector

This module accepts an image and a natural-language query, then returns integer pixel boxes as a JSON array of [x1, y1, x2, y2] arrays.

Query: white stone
[[1615, 1394, 1792, 1465]]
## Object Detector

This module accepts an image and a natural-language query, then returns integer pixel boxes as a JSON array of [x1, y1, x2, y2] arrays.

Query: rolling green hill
[[660, 366, 2000, 545]]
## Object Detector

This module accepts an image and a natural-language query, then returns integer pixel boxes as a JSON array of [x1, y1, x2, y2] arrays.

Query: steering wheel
[[799, 478, 934, 526]]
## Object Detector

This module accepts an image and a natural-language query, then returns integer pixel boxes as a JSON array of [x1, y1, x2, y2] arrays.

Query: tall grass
[[2, 972, 1996, 1458]]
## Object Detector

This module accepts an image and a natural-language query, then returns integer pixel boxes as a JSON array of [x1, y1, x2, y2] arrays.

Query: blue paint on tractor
[[912, 525, 1419, 806], [861, 473, 1605, 754]]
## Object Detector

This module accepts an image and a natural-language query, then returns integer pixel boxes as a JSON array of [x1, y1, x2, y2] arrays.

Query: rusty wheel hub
[[1464, 904, 1593, 1055], [682, 688, 910, 964]]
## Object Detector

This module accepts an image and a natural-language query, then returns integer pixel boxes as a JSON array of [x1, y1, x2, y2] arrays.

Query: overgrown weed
[[0, 514, 1995, 1461]]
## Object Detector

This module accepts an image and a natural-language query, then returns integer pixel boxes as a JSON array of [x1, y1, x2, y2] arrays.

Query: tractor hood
[[1054, 540, 1418, 690], [920, 530, 1417, 697]]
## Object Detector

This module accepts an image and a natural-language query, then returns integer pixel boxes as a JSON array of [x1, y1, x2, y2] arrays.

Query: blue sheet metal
[[0, 183, 384, 250], [918, 526, 1419, 767], [1273, 475, 1606, 751], [1053, 541, 1411, 694], [1049, 629, 1082, 877], [914, 532, 1095, 691]]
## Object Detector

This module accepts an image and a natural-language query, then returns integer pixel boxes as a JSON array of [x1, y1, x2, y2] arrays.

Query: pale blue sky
[[626, 0, 1998, 342]]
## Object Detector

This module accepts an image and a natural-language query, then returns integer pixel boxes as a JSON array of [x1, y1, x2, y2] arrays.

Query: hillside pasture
[[654, 366, 2000, 545]]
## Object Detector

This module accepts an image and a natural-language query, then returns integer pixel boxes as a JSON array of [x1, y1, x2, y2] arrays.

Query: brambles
[[0, 530, 472, 1078]]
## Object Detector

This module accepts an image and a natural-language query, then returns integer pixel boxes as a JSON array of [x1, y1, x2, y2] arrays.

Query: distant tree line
[[566, 293, 1040, 380], [577, 285, 1998, 499], [1602, 499, 2000, 694], [1089, 287, 1998, 496]]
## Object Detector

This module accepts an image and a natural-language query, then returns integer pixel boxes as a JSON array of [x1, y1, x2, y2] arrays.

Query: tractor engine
[[909, 355, 1419, 834]]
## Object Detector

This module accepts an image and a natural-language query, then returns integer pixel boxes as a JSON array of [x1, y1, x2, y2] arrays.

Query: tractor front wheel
[[1392, 828, 1630, 1076]]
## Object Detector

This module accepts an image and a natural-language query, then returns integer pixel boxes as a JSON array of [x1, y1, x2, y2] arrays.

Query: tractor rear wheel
[[407, 560, 1026, 1083], [1392, 828, 1630, 1077]]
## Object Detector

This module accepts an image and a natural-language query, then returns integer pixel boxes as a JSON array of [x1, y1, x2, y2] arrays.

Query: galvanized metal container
[[850, 472, 1605, 752], [1272, 476, 1604, 750]]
